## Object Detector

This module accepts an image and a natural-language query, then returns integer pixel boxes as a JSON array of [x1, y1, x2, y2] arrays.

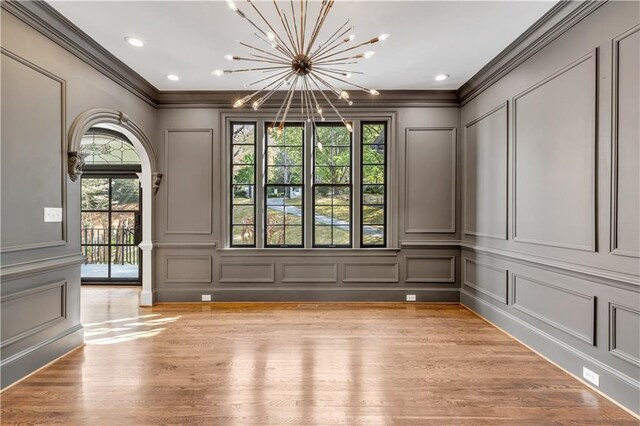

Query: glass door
[[81, 176, 141, 284]]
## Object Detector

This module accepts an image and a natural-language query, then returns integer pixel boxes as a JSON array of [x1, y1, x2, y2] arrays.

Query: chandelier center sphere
[[292, 54, 313, 76]]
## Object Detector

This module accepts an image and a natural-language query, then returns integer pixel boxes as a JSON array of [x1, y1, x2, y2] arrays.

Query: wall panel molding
[[610, 24, 640, 258], [342, 262, 399, 283], [512, 273, 596, 345], [0, 281, 67, 349], [405, 255, 455, 283], [164, 129, 213, 235], [462, 258, 508, 304], [463, 101, 508, 240], [0, 48, 67, 253], [512, 50, 597, 252], [218, 262, 275, 283], [165, 256, 213, 283], [404, 127, 457, 234], [281, 263, 338, 283], [609, 302, 640, 367]]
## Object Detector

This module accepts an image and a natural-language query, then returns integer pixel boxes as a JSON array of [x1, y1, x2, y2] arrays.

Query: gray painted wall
[[459, 1, 640, 413], [0, 11, 157, 388]]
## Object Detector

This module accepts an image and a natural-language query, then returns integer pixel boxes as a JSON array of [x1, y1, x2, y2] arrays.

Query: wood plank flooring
[[1, 286, 636, 425]]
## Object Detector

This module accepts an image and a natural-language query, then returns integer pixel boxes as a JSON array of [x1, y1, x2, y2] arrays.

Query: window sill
[[218, 247, 400, 257]]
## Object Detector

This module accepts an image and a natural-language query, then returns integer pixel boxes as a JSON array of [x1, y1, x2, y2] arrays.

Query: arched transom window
[[80, 128, 140, 166]]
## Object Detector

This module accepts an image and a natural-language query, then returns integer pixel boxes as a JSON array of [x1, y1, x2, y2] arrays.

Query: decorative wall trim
[[0, 254, 85, 282], [0, 281, 67, 349], [511, 50, 597, 252], [0, 48, 67, 254], [511, 273, 596, 345], [281, 263, 338, 283], [610, 24, 640, 258], [158, 90, 460, 109], [463, 101, 508, 240], [218, 262, 276, 283], [462, 258, 508, 304], [164, 129, 214, 235], [154, 241, 217, 249], [0, 0, 158, 106], [164, 255, 213, 283], [609, 302, 640, 367], [405, 255, 455, 283], [461, 242, 639, 291], [400, 241, 461, 249], [342, 262, 399, 283], [458, 0, 607, 105], [403, 127, 457, 234]]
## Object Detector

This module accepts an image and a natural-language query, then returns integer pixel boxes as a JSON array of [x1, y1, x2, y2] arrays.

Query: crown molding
[[1, 0, 159, 106], [458, 0, 607, 106], [156, 90, 460, 109], [2, 0, 607, 109]]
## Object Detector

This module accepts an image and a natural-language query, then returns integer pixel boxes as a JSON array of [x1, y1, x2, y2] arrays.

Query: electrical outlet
[[406, 294, 417, 302], [201, 294, 212, 302], [44, 207, 63, 223], [583, 367, 599, 386]]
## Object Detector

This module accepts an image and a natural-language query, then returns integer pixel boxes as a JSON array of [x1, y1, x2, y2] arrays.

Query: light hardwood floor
[[1, 286, 636, 425]]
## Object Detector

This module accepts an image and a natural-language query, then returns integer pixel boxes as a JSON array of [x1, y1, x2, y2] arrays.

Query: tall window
[[230, 122, 256, 247], [313, 124, 352, 247], [228, 119, 389, 248], [361, 122, 387, 247], [264, 124, 304, 247]]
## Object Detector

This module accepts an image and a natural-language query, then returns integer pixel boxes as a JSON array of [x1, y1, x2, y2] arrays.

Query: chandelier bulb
[[348, 34, 356, 41], [348, 101, 353, 106], [321, 117, 326, 122], [344, 121, 353, 132], [226, 0, 238, 11], [378, 33, 390, 41], [252, 100, 261, 110], [212, 69, 224, 77], [364, 51, 375, 59], [339, 90, 350, 100], [267, 32, 276, 41], [344, 73, 352, 78], [233, 99, 244, 108], [369, 89, 379, 96], [224, 54, 234, 61]]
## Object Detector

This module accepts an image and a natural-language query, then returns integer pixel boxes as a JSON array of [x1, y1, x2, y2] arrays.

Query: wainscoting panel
[[165, 256, 212, 284], [463, 258, 508, 304], [609, 302, 640, 367], [219, 262, 275, 283], [0, 281, 66, 348], [0, 49, 66, 252], [343, 262, 399, 283], [512, 51, 597, 251], [164, 129, 213, 235], [405, 256, 455, 283], [611, 25, 640, 257], [282, 263, 338, 283], [404, 128, 456, 234], [463, 102, 508, 240], [512, 273, 596, 345]]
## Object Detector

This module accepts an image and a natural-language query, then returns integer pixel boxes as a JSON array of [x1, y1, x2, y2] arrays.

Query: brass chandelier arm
[[253, 33, 292, 59], [309, 21, 352, 60], [239, 41, 290, 62], [289, 0, 302, 53], [244, 69, 291, 88], [308, 74, 351, 129], [304, 0, 335, 56], [314, 66, 363, 75], [246, 0, 297, 57], [314, 69, 376, 94], [313, 38, 379, 63], [273, 1, 299, 55]]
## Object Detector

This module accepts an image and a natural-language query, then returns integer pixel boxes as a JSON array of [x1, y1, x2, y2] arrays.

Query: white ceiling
[[48, 1, 557, 91]]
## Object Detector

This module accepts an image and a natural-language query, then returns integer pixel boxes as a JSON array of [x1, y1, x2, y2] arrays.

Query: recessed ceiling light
[[434, 74, 450, 81], [166, 74, 180, 82], [125, 36, 144, 48]]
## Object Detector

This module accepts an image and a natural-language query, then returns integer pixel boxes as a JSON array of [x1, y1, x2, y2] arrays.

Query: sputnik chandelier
[[213, 0, 389, 133]]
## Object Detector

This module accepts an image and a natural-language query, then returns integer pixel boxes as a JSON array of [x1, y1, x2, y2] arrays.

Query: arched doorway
[[68, 109, 159, 306]]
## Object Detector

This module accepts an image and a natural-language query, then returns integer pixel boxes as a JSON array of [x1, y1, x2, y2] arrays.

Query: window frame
[[360, 121, 388, 248], [312, 122, 353, 248], [224, 114, 394, 250], [229, 121, 258, 248], [263, 122, 305, 248]]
